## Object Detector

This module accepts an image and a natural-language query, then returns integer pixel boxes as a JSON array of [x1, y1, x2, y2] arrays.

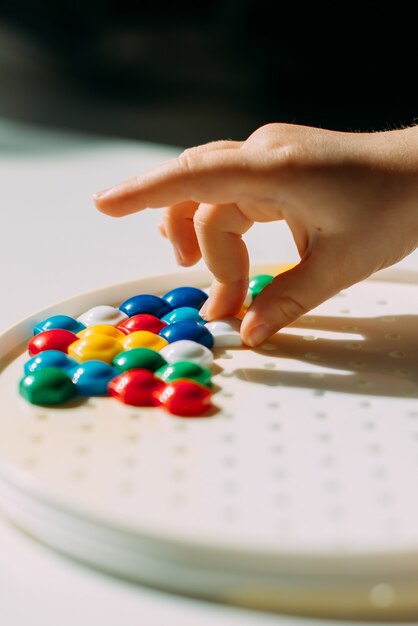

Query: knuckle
[[177, 150, 196, 176], [247, 122, 291, 144], [193, 204, 220, 231], [246, 123, 301, 172], [275, 294, 308, 324]]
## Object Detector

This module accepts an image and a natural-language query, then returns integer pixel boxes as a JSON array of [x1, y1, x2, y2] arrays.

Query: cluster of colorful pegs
[[19, 276, 276, 416]]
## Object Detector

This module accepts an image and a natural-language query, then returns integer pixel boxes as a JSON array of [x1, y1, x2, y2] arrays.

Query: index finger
[[93, 148, 253, 217]]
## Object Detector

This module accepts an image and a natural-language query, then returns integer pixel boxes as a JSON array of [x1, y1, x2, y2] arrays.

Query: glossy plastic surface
[[159, 340, 214, 368], [159, 321, 214, 349], [155, 361, 212, 388], [68, 335, 123, 364], [76, 325, 125, 341], [71, 361, 118, 396], [159, 380, 212, 416], [204, 317, 242, 348], [161, 307, 205, 325], [117, 314, 167, 335], [122, 331, 168, 352], [108, 369, 165, 407], [119, 294, 172, 318], [24, 350, 78, 376], [162, 286, 208, 310], [248, 274, 274, 299], [77, 305, 128, 327], [19, 367, 76, 405], [28, 329, 78, 356], [113, 348, 167, 373], [33, 314, 85, 336]]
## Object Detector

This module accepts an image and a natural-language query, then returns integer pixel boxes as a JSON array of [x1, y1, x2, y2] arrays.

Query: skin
[[93, 123, 418, 347]]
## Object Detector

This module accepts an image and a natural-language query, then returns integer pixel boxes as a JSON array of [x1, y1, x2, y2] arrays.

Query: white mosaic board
[[0, 265, 418, 620]]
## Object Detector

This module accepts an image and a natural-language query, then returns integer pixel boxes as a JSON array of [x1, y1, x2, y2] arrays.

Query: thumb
[[241, 242, 362, 347]]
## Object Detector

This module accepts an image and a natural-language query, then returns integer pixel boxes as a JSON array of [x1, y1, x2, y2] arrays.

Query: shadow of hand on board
[[235, 314, 418, 399]]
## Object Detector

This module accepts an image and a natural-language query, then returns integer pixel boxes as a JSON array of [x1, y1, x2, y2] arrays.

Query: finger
[[163, 201, 201, 266], [93, 148, 253, 217], [158, 222, 168, 238], [194, 203, 253, 320], [241, 238, 367, 346], [286, 215, 309, 258], [181, 140, 242, 156]]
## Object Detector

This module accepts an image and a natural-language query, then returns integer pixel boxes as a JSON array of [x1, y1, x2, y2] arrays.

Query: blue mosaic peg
[[158, 320, 214, 349], [34, 314, 85, 336], [71, 360, 118, 396], [119, 294, 172, 318], [24, 350, 79, 376], [162, 286, 208, 310], [161, 306, 205, 325]]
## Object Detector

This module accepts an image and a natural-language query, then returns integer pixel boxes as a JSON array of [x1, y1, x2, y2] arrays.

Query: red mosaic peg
[[108, 369, 166, 407], [117, 314, 167, 335], [28, 329, 78, 356], [159, 379, 212, 417]]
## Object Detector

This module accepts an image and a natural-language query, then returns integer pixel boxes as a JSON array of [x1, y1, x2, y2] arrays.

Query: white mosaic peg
[[204, 317, 242, 348], [77, 305, 128, 328], [160, 339, 213, 368]]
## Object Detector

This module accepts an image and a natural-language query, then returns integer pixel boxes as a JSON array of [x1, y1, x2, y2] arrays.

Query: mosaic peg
[[119, 294, 172, 318], [68, 334, 123, 364], [159, 340, 214, 368], [122, 331, 168, 352], [162, 286, 208, 310], [204, 317, 243, 348], [77, 305, 128, 327], [24, 350, 78, 376], [33, 315, 85, 336], [113, 348, 167, 373], [76, 324, 125, 341], [235, 304, 248, 321], [159, 380, 212, 416], [108, 369, 166, 406], [28, 329, 78, 356], [71, 360, 118, 396], [249, 274, 274, 299], [159, 320, 214, 349], [161, 306, 205, 325], [19, 367, 76, 405], [117, 314, 167, 335], [155, 361, 212, 388]]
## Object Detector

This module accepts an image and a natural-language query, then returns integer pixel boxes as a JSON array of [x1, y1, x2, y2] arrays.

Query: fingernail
[[93, 187, 112, 200], [246, 324, 274, 347]]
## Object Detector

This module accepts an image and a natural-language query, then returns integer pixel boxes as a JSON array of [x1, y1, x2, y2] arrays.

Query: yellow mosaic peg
[[273, 262, 296, 275], [235, 305, 248, 320], [68, 334, 123, 364], [122, 330, 169, 352], [77, 324, 125, 341]]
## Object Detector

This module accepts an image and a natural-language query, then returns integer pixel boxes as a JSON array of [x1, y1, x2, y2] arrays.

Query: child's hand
[[94, 124, 418, 346]]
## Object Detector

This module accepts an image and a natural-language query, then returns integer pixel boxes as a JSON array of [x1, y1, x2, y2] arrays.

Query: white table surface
[[0, 119, 416, 626]]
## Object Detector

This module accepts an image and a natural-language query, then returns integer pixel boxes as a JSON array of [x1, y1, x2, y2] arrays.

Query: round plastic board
[[1, 265, 418, 620]]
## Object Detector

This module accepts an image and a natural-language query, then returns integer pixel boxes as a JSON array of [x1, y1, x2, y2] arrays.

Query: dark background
[[0, 1, 416, 146]]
